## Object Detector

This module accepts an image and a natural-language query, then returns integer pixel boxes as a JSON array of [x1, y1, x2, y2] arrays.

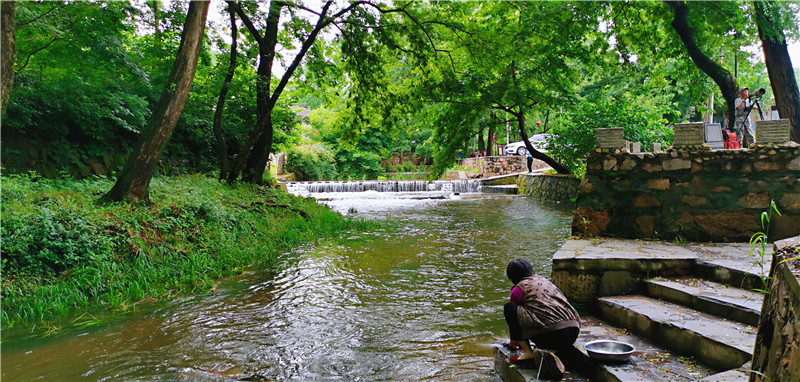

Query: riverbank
[[1, 173, 376, 329]]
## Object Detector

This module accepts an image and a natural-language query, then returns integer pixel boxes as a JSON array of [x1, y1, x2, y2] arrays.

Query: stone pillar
[[673, 122, 705, 148], [275, 152, 286, 175], [651, 143, 662, 153], [595, 128, 625, 149], [755, 120, 791, 145]]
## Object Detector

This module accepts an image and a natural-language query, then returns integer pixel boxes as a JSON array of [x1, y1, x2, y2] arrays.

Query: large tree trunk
[[227, 0, 282, 184], [229, 1, 336, 183], [667, 1, 739, 130], [103, 1, 209, 203], [754, 1, 800, 143], [1, 1, 15, 115], [214, 5, 238, 180]]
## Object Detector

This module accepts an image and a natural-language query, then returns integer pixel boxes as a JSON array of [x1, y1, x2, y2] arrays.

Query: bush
[[285, 144, 338, 181], [334, 147, 384, 180], [551, 97, 676, 176]]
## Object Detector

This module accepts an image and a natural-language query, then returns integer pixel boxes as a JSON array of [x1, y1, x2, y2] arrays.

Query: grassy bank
[[1, 173, 376, 328]]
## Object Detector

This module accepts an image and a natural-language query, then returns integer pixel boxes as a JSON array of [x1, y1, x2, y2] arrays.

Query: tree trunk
[[227, 0, 283, 183], [517, 111, 570, 174], [754, 1, 800, 143], [508, 60, 570, 174], [214, 6, 238, 180], [487, 126, 494, 156], [229, 1, 335, 183], [241, 120, 272, 183], [103, 0, 209, 203], [667, 1, 739, 130], [1, 1, 15, 115], [476, 127, 485, 154]]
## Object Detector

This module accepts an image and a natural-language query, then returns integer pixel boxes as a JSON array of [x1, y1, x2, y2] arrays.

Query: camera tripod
[[735, 96, 764, 147]]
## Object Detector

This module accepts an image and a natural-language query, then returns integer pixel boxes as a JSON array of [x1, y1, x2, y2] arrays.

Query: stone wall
[[461, 156, 547, 177], [517, 174, 580, 204], [573, 145, 800, 242], [750, 236, 800, 382]]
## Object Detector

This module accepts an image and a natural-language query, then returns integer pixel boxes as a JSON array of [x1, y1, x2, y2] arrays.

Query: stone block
[[681, 195, 708, 207], [643, 162, 663, 173], [620, 157, 637, 171], [756, 120, 791, 144], [603, 157, 618, 171], [635, 194, 662, 207], [600, 271, 638, 296], [663, 158, 691, 171], [636, 215, 655, 234], [651, 142, 662, 153], [779, 193, 800, 212], [572, 206, 610, 237], [754, 161, 782, 171], [646, 179, 670, 190], [673, 122, 705, 146], [630, 142, 641, 153], [737, 193, 770, 209], [553, 271, 599, 302], [596, 128, 626, 149]]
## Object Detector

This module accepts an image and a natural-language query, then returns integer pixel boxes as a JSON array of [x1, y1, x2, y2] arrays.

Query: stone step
[[645, 278, 764, 326], [492, 340, 588, 382], [690, 243, 772, 291], [597, 295, 756, 371], [574, 317, 721, 381]]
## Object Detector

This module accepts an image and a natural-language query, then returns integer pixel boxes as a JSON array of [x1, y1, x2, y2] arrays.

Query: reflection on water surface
[[1, 191, 573, 381]]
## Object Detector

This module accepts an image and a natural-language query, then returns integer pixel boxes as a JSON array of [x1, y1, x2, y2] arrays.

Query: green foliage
[[551, 96, 676, 176], [334, 147, 384, 180], [0, 174, 376, 328], [284, 144, 337, 181]]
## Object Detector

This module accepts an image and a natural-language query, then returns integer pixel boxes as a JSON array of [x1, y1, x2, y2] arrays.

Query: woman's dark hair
[[506, 258, 535, 285]]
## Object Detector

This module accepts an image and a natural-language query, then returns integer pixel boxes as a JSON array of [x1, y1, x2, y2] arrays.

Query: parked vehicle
[[504, 134, 552, 155]]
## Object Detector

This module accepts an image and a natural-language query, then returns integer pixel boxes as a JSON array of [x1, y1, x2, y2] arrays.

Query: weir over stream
[[286, 179, 484, 194]]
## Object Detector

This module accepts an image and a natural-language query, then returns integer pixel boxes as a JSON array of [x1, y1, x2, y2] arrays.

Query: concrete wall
[[573, 145, 800, 242], [750, 236, 800, 382], [517, 174, 580, 204], [461, 156, 547, 177]]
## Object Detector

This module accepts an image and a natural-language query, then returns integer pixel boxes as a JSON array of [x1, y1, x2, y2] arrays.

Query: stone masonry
[[750, 236, 800, 382], [573, 144, 800, 242]]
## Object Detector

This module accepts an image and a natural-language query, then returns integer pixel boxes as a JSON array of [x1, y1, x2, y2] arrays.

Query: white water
[[285, 179, 483, 195]]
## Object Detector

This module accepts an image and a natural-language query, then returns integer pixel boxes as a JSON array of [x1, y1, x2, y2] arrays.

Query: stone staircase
[[494, 239, 769, 382]]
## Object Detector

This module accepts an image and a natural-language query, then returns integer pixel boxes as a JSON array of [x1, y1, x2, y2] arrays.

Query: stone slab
[[576, 317, 716, 381], [598, 295, 756, 370], [493, 340, 588, 382], [553, 239, 698, 273], [645, 278, 764, 326]]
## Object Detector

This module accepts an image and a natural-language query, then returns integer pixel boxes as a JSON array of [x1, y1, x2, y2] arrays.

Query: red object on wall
[[724, 131, 741, 149]]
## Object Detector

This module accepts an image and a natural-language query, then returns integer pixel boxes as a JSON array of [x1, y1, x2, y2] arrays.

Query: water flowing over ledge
[[286, 179, 483, 195]]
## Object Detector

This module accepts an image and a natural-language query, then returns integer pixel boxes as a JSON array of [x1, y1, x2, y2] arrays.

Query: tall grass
[[1, 173, 377, 328]]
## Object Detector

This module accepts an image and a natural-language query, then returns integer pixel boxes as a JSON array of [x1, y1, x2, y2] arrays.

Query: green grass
[[1, 173, 377, 329]]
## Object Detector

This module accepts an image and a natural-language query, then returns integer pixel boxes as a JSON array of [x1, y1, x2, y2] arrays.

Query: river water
[[1, 189, 573, 381]]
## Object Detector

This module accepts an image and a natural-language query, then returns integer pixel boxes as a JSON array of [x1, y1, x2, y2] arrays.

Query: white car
[[505, 134, 552, 155]]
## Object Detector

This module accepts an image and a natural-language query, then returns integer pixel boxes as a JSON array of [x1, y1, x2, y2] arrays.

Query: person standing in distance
[[735, 87, 758, 147]]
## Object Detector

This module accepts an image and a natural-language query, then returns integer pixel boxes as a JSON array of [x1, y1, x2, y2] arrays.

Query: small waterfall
[[286, 180, 482, 194]]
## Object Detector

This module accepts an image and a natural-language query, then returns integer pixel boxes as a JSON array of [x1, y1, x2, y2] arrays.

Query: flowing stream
[[1, 186, 573, 381]]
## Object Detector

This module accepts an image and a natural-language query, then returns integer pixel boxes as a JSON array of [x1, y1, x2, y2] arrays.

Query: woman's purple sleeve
[[510, 286, 523, 304]]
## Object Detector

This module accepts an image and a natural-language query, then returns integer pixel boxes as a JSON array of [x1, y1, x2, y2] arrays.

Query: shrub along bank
[[1, 173, 376, 328]]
